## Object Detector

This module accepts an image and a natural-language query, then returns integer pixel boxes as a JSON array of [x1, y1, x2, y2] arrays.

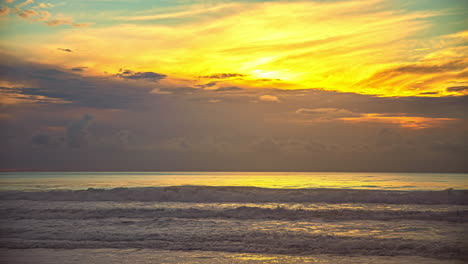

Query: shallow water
[[1, 249, 465, 264]]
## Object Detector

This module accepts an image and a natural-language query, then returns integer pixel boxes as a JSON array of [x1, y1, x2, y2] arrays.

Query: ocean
[[0, 172, 467, 263]]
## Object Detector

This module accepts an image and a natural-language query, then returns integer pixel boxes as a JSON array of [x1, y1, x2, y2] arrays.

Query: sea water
[[0, 172, 467, 263]]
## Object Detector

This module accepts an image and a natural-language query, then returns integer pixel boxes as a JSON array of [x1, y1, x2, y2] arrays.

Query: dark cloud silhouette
[[446, 86, 468, 92], [250, 138, 281, 152], [116, 69, 166, 82], [214, 86, 243, 92], [0, 57, 153, 109], [428, 141, 468, 156], [256, 78, 282, 82], [71, 67, 88, 72], [195, 82, 218, 88], [66, 114, 93, 148], [57, 48, 73, 53], [31, 133, 51, 146], [201, 73, 247, 79], [296, 108, 362, 119], [375, 128, 402, 147], [1, 56, 468, 172]]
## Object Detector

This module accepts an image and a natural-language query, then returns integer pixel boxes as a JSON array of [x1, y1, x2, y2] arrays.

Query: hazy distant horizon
[[2, 169, 468, 173]]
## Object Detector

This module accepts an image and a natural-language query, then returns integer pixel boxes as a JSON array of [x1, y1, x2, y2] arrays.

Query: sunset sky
[[1, 0, 467, 171]]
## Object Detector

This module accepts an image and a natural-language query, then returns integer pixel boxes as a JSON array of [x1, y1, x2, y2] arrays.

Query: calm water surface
[[0, 172, 467, 191]]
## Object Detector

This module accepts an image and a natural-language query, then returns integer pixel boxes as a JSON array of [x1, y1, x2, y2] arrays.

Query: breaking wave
[[1, 186, 466, 204], [1, 234, 465, 260], [1, 186, 467, 260], [2, 206, 467, 222]]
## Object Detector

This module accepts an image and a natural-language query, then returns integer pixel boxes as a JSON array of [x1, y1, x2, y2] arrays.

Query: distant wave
[[1, 186, 466, 205], [2, 206, 466, 222]]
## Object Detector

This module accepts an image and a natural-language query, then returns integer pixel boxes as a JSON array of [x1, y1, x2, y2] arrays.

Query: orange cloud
[[0, 7, 11, 16], [17, 8, 36, 18], [8, 0, 91, 28], [341, 114, 457, 129], [295, 108, 458, 129], [259, 95, 280, 102], [16, 0, 33, 9]]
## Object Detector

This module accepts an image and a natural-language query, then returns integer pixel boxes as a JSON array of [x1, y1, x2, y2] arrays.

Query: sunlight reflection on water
[[1, 172, 467, 191], [1, 249, 464, 264]]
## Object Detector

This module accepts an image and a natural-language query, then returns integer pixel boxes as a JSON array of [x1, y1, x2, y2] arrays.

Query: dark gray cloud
[[116, 69, 166, 82], [250, 138, 281, 153], [66, 114, 93, 148], [291, 91, 468, 119], [201, 73, 247, 79], [214, 86, 243, 92], [0, 57, 155, 109], [296, 108, 362, 118], [375, 128, 403, 147], [195, 81, 218, 88], [57, 48, 73, 53], [419, 92, 438, 95], [31, 133, 51, 146], [254, 78, 283, 82], [446, 86, 468, 92], [1, 56, 468, 172], [71, 67, 88, 72], [428, 141, 468, 156]]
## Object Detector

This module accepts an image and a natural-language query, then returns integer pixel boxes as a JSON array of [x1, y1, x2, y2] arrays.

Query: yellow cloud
[[259, 95, 280, 102], [6, 0, 466, 97], [120, 3, 241, 21]]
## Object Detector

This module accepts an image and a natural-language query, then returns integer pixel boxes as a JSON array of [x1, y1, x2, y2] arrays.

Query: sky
[[0, 0, 467, 172]]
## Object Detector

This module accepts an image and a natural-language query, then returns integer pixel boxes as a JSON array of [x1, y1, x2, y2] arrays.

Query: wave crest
[[2, 206, 467, 222], [1, 186, 466, 204]]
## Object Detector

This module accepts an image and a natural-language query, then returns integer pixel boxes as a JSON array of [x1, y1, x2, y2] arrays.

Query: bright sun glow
[[3, 0, 466, 97]]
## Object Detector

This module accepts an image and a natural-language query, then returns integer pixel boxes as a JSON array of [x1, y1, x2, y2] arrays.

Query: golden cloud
[[5, 0, 466, 97]]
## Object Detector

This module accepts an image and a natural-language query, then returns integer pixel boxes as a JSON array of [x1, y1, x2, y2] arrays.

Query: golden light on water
[[1, 172, 467, 191]]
